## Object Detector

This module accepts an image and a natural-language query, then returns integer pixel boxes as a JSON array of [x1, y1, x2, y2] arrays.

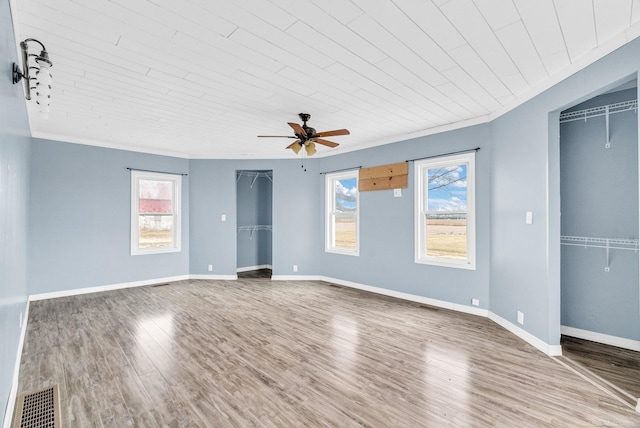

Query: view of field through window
[[331, 175, 358, 250], [138, 179, 174, 249], [425, 164, 468, 260]]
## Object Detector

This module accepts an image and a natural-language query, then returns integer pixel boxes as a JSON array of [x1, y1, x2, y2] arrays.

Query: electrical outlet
[[293, 265, 298, 272], [471, 298, 479, 306], [208, 264, 213, 272], [525, 211, 533, 224], [393, 188, 402, 197], [221, 214, 226, 222], [517, 311, 524, 325]]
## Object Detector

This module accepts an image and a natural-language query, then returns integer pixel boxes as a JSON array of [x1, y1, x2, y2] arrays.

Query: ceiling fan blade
[[312, 129, 350, 138], [314, 138, 339, 148], [257, 135, 297, 138], [288, 122, 307, 136]]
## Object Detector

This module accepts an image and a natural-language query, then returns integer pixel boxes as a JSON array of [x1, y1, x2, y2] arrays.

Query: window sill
[[415, 257, 475, 270], [325, 248, 359, 257], [131, 247, 181, 256]]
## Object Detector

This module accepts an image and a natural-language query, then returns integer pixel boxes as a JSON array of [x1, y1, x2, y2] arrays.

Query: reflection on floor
[[237, 268, 272, 279], [560, 335, 640, 408], [15, 279, 640, 426]]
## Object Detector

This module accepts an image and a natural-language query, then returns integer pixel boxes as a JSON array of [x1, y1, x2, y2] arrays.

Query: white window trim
[[414, 152, 476, 270], [131, 170, 182, 256], [325, 170, 359, 256]]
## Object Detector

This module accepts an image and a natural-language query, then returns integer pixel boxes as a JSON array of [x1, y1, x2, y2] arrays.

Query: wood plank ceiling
[[11, 0, 640, 158]]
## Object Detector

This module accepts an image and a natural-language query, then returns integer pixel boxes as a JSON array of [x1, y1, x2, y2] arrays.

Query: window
[[415, 152, 475, 269], [131, 170, 182, 255], [326, 170, 359, 255]]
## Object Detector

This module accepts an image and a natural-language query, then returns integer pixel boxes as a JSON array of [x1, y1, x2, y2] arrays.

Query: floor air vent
[[13, 385, 60, 428]]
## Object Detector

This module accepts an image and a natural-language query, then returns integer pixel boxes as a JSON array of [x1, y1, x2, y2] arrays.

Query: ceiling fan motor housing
[[302, 126, 316, 138], [298, 112, 311, 123]]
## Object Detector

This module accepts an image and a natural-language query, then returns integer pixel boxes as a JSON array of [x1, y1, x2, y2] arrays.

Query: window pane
[[334, 177, 357, 212], [427, 164, 467, 211], [426, 213, 467, 260], [334, 213, 357, 249], [139, 180, 173, 213], [332, 176, 357, 250], [139, 215, 174, 249]]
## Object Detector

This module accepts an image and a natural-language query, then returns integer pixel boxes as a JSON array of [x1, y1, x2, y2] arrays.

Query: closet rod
[[126, 167, 188, 176]]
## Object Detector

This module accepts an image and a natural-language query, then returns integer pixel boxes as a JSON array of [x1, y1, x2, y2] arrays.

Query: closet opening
[[559, 79, 640, 410], [236, 170, 273, 279]]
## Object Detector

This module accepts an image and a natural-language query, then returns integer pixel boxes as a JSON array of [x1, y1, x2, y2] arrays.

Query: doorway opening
[[236, 170, 273, 279], [558, 80, 640, 410]]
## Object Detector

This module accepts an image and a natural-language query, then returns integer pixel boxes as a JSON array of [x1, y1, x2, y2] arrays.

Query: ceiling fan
[[258, 113, 349, 156]]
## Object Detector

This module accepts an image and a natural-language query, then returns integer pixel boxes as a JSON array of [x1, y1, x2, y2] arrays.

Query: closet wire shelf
[[559, 99, 637, 123], [237, 225, 272, 239], [560, 235, 639, 272]]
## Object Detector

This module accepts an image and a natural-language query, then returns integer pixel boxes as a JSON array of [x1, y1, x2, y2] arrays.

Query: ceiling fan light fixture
[[290, 142, 302, 154], [258, 113, 347, 155], [305, 141, 316, 156]]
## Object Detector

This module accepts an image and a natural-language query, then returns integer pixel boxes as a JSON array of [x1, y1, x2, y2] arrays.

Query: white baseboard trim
[[3, 301, 30, 428], [190, 274, 238, 280], [237, 265, 272, 273], [271, 275, 322, 281], [318, 276, 490, 317], [23, 273, 565, 362], [28, 275, 190, 301], [489, 312, 563, 356], [561, 325, 640, 352]]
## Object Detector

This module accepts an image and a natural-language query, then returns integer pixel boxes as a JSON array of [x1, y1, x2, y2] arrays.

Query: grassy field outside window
[[326, 170, 359, 255], [415, 152, 476, 269]]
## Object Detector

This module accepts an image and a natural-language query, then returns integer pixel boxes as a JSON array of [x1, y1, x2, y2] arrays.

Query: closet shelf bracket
[[605, 105, 611, 149]]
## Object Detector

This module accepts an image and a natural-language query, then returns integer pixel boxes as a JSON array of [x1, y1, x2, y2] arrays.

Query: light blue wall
[[189, 159, 319, 277], [0, 0, 31, 424], [560, 88, 639, 340], [28, 139, 190, 294], [317, 124, 492, 309], [490, 37, 640, 346], [3, 21, 640, 422], [236, 171, 272, 269]]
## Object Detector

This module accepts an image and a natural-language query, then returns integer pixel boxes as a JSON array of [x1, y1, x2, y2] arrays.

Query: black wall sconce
[[12, 38, 53, 119]]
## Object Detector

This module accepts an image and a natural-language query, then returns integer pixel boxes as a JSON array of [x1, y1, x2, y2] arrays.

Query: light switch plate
[[221, 214, 226, 222], [525, 211, 533, 224], [393, 188, 402, 197]]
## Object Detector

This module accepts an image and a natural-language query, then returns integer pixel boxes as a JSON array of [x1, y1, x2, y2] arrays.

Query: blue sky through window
[[335, 177, 357, 212], [427, 164, 467, 211]]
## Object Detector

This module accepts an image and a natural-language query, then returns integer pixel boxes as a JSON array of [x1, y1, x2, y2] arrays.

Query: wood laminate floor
[[561, 335, 640, 405], [237, 269, 272, 279], [15, 279, 640, 427]]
